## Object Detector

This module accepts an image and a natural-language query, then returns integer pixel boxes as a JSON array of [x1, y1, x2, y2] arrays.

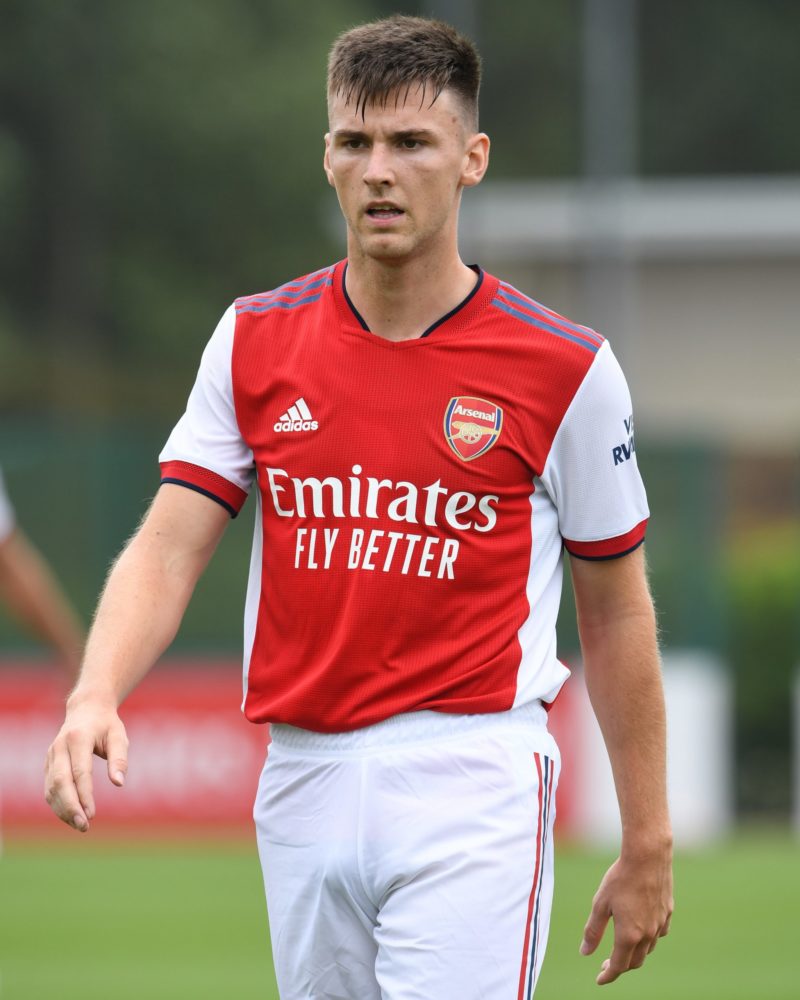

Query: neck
[[344, 247, 477, 342]]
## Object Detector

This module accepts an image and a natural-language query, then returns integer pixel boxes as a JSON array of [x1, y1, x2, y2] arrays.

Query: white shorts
[[254, 702, 559, 1000]]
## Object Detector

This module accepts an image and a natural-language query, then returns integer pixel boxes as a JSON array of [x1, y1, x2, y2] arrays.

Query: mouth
[[365, 203, 405, 222]]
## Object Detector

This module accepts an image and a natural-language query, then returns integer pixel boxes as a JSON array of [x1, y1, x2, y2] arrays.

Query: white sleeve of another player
[[0, 468, 16, 542], [159, 305, 255, 503], [541, 341, 649, 559]]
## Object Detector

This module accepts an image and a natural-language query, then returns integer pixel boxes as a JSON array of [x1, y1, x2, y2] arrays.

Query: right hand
[[44, 695, 129, 833]]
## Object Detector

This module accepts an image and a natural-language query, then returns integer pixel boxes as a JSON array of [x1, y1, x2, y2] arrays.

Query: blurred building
[[461, 176, 800, 451]]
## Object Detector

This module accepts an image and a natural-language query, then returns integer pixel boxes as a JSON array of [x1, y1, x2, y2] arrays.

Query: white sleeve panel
[[0, 468, 16, 542], [541, 341, 649, 548], [159, 304, 255, 494]]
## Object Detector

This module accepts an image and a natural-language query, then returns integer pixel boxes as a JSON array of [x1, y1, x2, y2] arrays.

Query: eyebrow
[[332, 128, 437, 142]]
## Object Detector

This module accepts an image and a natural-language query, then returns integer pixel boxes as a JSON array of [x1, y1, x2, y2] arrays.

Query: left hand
[[580, 848, 673, 985]]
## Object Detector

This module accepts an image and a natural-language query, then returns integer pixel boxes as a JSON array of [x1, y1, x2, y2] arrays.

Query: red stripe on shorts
[[531, 760, 555, 983], [517, 753, 545, 1000]]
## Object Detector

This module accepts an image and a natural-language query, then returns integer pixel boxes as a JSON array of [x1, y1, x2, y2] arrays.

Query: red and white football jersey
[[160, 262, 648, 732]]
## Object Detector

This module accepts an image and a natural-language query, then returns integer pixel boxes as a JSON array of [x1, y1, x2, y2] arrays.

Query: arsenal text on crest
[[444, 396, 503, 462]]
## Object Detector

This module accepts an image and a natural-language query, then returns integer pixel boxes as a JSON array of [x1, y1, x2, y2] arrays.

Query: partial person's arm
[[570, 547, 673, 986], [0, 528, 85, 679], [44, 485, 229, 833]]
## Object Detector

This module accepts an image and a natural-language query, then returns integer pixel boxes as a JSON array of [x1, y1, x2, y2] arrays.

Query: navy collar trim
[[341, 264, 484, 339], [341, 264, 370, 331]]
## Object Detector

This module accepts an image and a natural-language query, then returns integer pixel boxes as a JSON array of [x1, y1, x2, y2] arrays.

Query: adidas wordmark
[[274, 397, 319, 433]]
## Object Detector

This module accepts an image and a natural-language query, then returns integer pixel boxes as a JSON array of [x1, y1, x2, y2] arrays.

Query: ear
[[323, 133, 335, 188], [460, 132, 490, 189]]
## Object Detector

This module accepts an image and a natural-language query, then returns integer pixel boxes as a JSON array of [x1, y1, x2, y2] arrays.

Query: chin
[[358, 236, 416, 262]]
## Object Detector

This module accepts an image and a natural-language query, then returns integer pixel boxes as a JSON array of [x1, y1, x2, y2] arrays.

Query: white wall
[[561, 650, 733, 847]]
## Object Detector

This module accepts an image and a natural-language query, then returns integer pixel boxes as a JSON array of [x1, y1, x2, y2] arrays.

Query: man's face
[[324, 85, 488, 263]]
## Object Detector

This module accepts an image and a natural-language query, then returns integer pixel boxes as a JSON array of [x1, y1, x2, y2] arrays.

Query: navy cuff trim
[[566, 537, 645, 562], [160, 478, 238, 518]]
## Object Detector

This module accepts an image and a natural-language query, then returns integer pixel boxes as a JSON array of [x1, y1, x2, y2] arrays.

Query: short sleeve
[[540, 341, 649, 560], [0, 468, 16, 542], [159, 305, 255, 517]]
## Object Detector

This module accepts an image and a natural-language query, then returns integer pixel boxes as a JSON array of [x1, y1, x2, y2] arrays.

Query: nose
[[362, 143, 394, 187]]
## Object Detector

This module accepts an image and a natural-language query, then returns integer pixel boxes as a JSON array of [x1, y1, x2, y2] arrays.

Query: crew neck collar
[[333, 260, 495, 344]]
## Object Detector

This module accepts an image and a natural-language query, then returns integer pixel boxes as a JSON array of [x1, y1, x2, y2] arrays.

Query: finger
[[580, 900, 610, 956], [105, 723, 129, 786], [597, 958, 627, 985], [596, 940, 636, 985], [628, 936, 652, 970], [66, 731, 97, 820], [648, 911, 673, 952], [44, 742, 89, 832]]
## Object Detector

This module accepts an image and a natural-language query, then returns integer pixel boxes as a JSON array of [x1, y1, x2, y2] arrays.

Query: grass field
[[1, 830, 797, 999]]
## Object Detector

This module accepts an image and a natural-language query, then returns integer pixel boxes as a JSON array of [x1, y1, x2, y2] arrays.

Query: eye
[[343, 138, 365, 149], [400, 138, 422, 149]]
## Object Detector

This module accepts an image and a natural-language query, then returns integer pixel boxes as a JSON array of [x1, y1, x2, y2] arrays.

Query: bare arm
[[44, 484, 230, 833], [0, 529, 85, 680], [570, 547, 673, 985]]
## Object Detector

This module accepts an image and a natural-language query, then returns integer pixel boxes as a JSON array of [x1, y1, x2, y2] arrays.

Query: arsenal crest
[[444, 396, 503, 462]]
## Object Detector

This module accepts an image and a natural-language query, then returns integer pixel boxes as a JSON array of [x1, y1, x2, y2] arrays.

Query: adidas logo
[[273, 397, 319, 433]]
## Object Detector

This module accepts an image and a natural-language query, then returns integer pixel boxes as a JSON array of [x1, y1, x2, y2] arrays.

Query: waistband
[[268, 700, 548, 753]]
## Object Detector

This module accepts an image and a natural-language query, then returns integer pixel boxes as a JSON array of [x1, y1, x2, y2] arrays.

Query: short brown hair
[[327, 15, 482, 127]]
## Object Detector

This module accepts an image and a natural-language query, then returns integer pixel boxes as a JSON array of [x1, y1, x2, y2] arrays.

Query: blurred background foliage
[[726, 521, 800, 814], [1, 0, 798, 818], [2, 0, 800, 418]]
